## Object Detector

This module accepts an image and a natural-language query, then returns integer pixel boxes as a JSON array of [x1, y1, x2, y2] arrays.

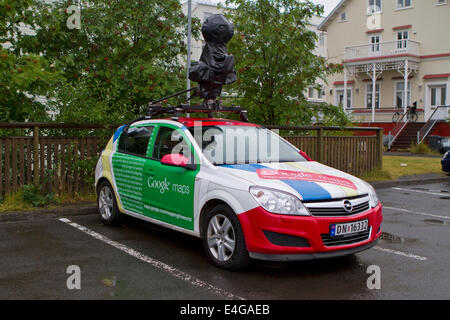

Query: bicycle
[[392, 102, 418, 123]]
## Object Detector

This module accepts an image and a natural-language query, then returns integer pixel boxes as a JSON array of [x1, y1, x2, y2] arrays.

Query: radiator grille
[[308, 201, 370, 217], [321, 228, 371, 247]]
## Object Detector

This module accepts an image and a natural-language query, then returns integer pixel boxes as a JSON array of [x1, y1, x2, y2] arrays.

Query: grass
[[360, 155, 444, 182], [0, 190, 96, 213]]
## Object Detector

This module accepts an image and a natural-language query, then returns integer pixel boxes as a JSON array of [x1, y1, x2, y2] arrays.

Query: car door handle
[[145, 169, 154, 176]]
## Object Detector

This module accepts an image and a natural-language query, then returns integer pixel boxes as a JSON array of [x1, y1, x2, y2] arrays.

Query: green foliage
[[0, 0, 61, 122], [222, 0, 344, 126], [409, 142, 438, 155], [22, 0, 200, 124], [22, 184, 55, 207]]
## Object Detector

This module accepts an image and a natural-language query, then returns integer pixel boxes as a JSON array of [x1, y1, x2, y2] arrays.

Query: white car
[[95, 116, 382, 270]]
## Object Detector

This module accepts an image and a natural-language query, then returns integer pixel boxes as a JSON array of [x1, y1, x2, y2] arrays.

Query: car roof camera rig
[[124, 14, 246, 133]]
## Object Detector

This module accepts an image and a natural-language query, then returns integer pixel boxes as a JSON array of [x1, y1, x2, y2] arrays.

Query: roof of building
[[318, 0, 349, 31]]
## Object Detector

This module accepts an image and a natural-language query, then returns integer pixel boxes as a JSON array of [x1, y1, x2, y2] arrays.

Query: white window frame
[[335, 86, 353, 109], [317, 86, 325, 101], [369, 34, 382, 55], [307, 86, 315, 99], [394, 80, 412, 109], [367, 0, 382, 14], [396, 0, 412, 10], [365, 82, 381, 109], [396, 30, 409, 50]]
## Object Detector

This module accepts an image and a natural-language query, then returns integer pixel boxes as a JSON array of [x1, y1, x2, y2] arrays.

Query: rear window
[[118, 126, 153, 157]]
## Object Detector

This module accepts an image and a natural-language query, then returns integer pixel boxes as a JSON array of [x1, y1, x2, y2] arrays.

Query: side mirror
[[161, 154, 197, 170], [299, 150, 313, 161]]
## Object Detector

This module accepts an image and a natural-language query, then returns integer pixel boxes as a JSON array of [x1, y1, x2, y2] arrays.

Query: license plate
[[330, 220, 369, 237]]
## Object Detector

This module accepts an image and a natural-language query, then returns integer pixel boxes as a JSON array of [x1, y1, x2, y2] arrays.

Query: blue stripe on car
[[222, 163, 332, 201]]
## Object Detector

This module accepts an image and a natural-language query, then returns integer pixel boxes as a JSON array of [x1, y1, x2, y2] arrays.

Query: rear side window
[[118, 126, 153, 157]]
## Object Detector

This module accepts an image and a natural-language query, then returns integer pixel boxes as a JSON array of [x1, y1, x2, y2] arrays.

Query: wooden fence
[[0, 123, 383, 197]]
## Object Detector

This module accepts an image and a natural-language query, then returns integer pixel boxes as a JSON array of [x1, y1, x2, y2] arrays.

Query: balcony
[[344, 40, 420, 64]]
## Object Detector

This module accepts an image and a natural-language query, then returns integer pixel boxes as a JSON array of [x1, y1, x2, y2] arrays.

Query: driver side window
[[152, 126, 192, 162]]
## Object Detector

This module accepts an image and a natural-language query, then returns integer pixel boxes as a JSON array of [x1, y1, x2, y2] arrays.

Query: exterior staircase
[[389, 122, 425, 151]]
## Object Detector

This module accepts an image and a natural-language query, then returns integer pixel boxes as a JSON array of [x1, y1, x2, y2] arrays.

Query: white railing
[[345, 40, 420, 61], [417, 106, 450, 144], [388, 111, 410, 150]]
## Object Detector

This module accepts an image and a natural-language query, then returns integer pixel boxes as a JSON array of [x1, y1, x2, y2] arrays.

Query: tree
[[222, 0, 345, 126], [20, 0, 200, 124], [0, 0, 60, 122]]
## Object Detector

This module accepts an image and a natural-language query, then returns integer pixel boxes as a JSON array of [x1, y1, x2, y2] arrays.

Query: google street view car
[[94, 106, 383, 270], [95, 13, 382, 270]]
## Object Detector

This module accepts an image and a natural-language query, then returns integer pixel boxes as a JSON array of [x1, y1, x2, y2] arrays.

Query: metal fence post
[[33, 126, 39, 186], [317, 128, 324, 163], [376, 128, 384, 170]]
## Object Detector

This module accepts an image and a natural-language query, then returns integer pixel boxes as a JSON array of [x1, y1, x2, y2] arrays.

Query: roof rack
[[122, 87, 248, 133], [146, 104, 248, 122]]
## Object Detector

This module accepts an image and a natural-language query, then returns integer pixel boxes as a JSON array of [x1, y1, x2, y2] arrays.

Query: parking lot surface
[[0, 181, 449, 300]]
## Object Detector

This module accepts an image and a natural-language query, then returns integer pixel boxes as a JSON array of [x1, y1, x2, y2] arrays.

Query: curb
[[0, 203, 97, 223], [370, 176, 449, 189]]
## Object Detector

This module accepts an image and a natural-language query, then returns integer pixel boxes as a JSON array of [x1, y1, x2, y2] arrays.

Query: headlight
[[367, 183, 379, 208], [249, 186, 310, 216]]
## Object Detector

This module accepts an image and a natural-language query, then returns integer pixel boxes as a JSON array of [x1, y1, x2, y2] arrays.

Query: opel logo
[[343, 200, 353, 213]]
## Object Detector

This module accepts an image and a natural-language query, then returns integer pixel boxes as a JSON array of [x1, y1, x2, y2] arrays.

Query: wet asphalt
[[0, 181, 449, 300]]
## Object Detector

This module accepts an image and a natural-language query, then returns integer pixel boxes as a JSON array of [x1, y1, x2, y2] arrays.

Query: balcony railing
[[345, 40, 420, 62]]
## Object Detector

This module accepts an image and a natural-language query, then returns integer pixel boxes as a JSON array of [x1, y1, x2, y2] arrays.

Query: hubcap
[[207, 214, 236, 262], [99, 186, 114, 220]]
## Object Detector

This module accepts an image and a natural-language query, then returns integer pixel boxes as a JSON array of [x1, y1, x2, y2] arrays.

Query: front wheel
[[202, 205, 250, 270], [97, 180, 122, 225]]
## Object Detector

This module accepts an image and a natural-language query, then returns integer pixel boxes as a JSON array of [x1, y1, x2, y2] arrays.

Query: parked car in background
[[442, 152, 450, 175]]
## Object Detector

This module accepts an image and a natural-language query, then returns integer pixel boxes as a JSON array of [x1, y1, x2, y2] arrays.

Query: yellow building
[[319, 0, 450, 126]]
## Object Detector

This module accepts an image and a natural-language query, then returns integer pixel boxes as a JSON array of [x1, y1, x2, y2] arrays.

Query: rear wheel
[[408, 112, 418, 122], [97, 180, 122, 225], [202, 204, 250, 270], [392, 112, 402, 122]]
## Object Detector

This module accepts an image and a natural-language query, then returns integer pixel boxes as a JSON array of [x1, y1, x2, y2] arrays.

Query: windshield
[[188, 125, 306, 166]]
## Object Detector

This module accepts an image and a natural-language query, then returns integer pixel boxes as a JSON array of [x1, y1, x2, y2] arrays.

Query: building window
[[436, 0, 447, 5], [369, 34, 382, 54], [339, 12, 348, 22], [319, 32, 325, 46], [395, 81, 411, 108], [368, 0, 382, 13], [366, 83, 381, 109], [430, 85, 447, 107], [336, 88, 352, 108], [396, 0, 412, 9], [397, 31, 409, 49], [317, 86, 325, 100], [308, 87, 315, 99]]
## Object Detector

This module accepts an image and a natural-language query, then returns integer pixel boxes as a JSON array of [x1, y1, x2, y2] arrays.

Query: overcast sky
[[312, 0, 341, 16]]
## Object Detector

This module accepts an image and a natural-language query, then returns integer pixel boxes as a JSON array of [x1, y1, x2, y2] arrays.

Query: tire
[[202, 204, 250, 271], [97, 180, 122, 225], [392, 112, 401, 122]]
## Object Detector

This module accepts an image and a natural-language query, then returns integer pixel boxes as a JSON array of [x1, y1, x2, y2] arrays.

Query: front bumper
[[237, 203, 383, 261]]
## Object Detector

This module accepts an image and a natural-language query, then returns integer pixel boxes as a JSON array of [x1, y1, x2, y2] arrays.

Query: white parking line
[[392, 187, 449, 197], [373, 246, 428, 261], [59, 218, 245, 300], [383, 206, 450, 220]]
